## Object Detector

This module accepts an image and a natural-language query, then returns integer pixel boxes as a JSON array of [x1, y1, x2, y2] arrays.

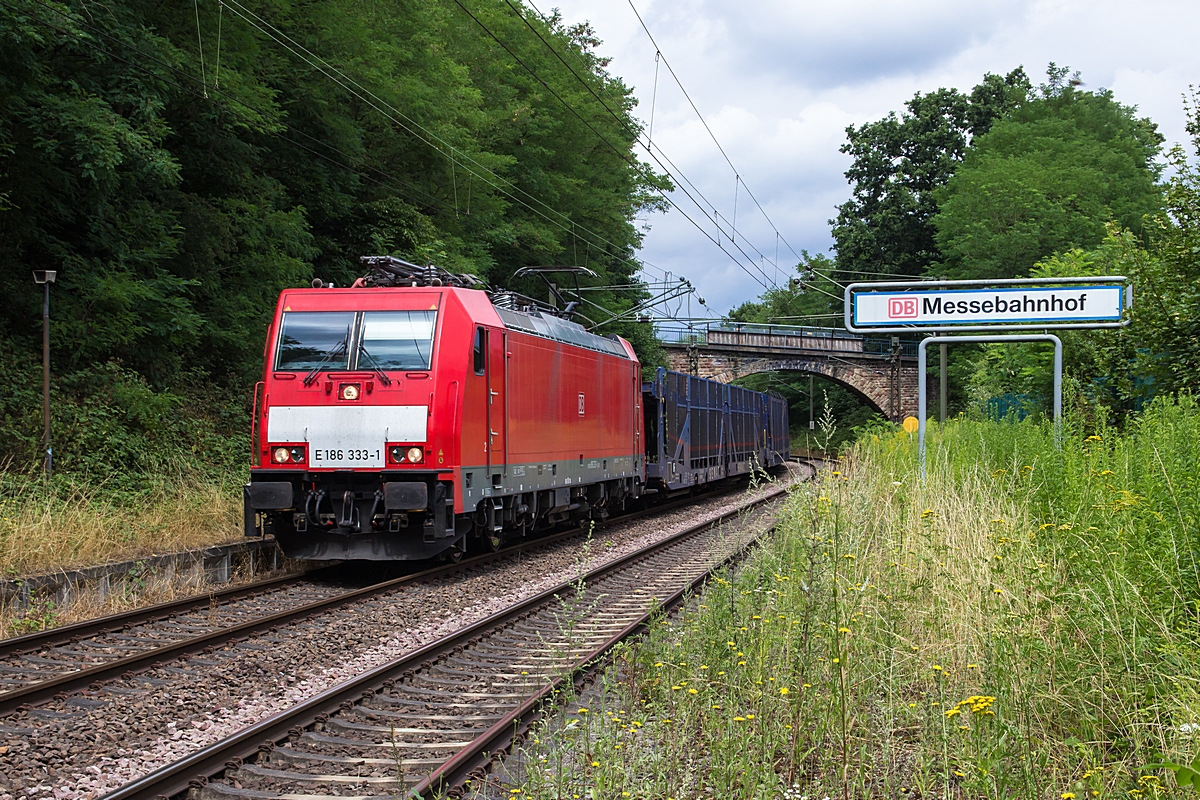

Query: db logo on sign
[[888, 297, 918, 319]]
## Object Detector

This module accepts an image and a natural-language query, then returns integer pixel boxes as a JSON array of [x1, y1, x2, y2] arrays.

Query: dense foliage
[[964, 94, 1200, 411], [829, 68, 1030, 284], [734, 65, 1176, 426], [828, 65, 1162, 286], [934, 68, 1164, 281], [0, 0, 667, 478]]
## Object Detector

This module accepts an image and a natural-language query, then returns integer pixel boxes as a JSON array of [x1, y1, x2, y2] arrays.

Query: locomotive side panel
[[493, 330, 639, 496]]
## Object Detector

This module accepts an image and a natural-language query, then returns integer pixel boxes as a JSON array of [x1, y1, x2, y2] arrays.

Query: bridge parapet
[[657, 323, 923, 421], [657, 322, 918, 357]]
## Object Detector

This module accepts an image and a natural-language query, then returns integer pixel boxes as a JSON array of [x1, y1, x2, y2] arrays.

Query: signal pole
[[33, 270, 56, 477]]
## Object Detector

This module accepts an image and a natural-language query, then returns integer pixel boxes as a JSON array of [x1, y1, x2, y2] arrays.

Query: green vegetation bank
[[513, 397, 1200, 798], [0, 0, 666, 487], [733, 66, 1198, 429]]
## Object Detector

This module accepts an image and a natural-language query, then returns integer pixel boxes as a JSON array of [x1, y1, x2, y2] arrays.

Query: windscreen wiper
[[357, 344, 393, 386], [302, 337, 349, 386]]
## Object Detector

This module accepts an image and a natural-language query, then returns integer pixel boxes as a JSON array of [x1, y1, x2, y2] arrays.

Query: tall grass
[[510, 394, 1200, 799], [0, 359, 251, 577], [0, 466, 243, 576]]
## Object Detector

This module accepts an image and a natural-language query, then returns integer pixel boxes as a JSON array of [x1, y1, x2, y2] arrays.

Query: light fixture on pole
[[32, 270, 56, 477]]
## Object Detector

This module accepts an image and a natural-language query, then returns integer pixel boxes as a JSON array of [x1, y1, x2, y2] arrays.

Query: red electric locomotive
[[244, 258, 644, 561]]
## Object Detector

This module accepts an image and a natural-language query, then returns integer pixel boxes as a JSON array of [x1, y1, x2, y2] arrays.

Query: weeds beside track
[[511, 396, 1200, 799]]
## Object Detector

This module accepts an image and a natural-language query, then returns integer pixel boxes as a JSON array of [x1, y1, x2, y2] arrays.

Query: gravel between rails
[[0, 583, 348, 695], [0, 469, 807, 800]]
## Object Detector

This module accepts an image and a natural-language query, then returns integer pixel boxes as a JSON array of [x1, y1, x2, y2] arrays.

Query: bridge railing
[[863, 337, 919, 357], [657, 322, 918, 357]]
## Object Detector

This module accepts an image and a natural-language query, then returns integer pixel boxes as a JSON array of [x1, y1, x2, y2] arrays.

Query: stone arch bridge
[[660, 324, 923, 421]]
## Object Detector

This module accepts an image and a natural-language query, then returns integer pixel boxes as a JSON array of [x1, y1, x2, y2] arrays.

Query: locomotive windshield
[[273, 310, 437, 372], [276, 312, 354, 371], [359, 310, 436, 370]]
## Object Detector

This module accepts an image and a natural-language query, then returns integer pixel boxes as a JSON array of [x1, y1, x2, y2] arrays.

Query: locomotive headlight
[[290, 447, 305, 463], [389, 446, 404, 463], [273, 447, 291, 463], [341, 383, 360, 401], [407, 447, 424, 463]]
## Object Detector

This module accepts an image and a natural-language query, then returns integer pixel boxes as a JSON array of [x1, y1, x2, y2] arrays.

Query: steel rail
[[0, 565, 334, 659], [96, 484, 790, 800], [411, 517, 768, 797], [0, 480, 768, 717]]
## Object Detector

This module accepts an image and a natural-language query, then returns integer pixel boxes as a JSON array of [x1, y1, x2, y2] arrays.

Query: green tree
[[1121, 92, 1200, 396], [830, 68, 1030, 283], [0, 0, 669, 475], [932, 65, 1164, 280]]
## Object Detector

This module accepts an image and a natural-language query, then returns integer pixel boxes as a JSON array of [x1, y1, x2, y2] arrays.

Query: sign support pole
[[32, 270, 56, 478], [808, 374, 814, 430], [919, 334, 1062, 477], [938, 342, 947, 423]]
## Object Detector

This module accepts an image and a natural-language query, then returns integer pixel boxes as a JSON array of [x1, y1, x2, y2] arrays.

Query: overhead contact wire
[[491, 0, 776, 288], [218, 0, 675, 283], [625, 0, 807, 267]]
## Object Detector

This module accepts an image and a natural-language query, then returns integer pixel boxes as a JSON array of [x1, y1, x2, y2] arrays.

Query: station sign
[[844, 277, 1131, 334]]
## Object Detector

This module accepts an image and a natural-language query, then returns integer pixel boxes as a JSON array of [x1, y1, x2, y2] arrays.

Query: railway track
[[98, 483, 791, 800], [0, 471, 810, 719], [0, 572, 346, 714]]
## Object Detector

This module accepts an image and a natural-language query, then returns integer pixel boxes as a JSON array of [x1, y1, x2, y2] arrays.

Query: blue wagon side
[[643, 367, 790, 493]]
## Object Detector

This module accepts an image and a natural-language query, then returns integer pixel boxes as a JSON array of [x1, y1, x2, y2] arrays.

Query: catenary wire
[[10, 0, 691, 327], [218, 0, 683, 284], [623, 0, 808, 267], [496, 0, 782, 287], [444, 0, 775, 290]]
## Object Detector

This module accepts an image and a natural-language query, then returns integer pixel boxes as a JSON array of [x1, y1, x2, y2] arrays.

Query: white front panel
[[266, 405, 427, 468], [854, 285, 1125, 326]]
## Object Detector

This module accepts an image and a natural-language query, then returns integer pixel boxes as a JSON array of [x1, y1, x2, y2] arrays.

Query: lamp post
[[32, 270, 56, 477]]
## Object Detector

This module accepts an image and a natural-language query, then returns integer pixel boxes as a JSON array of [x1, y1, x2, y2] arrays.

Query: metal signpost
[[918, 334, 1061, 476], [33, 270, 56, 477], [843, 276, 1132, 476]]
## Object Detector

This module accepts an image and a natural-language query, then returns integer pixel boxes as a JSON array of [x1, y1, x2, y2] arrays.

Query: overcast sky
[[542, 0, 1200, 321]]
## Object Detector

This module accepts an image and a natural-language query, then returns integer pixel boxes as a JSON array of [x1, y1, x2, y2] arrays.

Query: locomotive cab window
[[473, 327, 486, 375], [275, 312, 354, 371], [359, 310, 436, 370]]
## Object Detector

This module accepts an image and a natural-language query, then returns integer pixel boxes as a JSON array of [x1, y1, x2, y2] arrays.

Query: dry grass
[[0, 474, 243, 577]]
